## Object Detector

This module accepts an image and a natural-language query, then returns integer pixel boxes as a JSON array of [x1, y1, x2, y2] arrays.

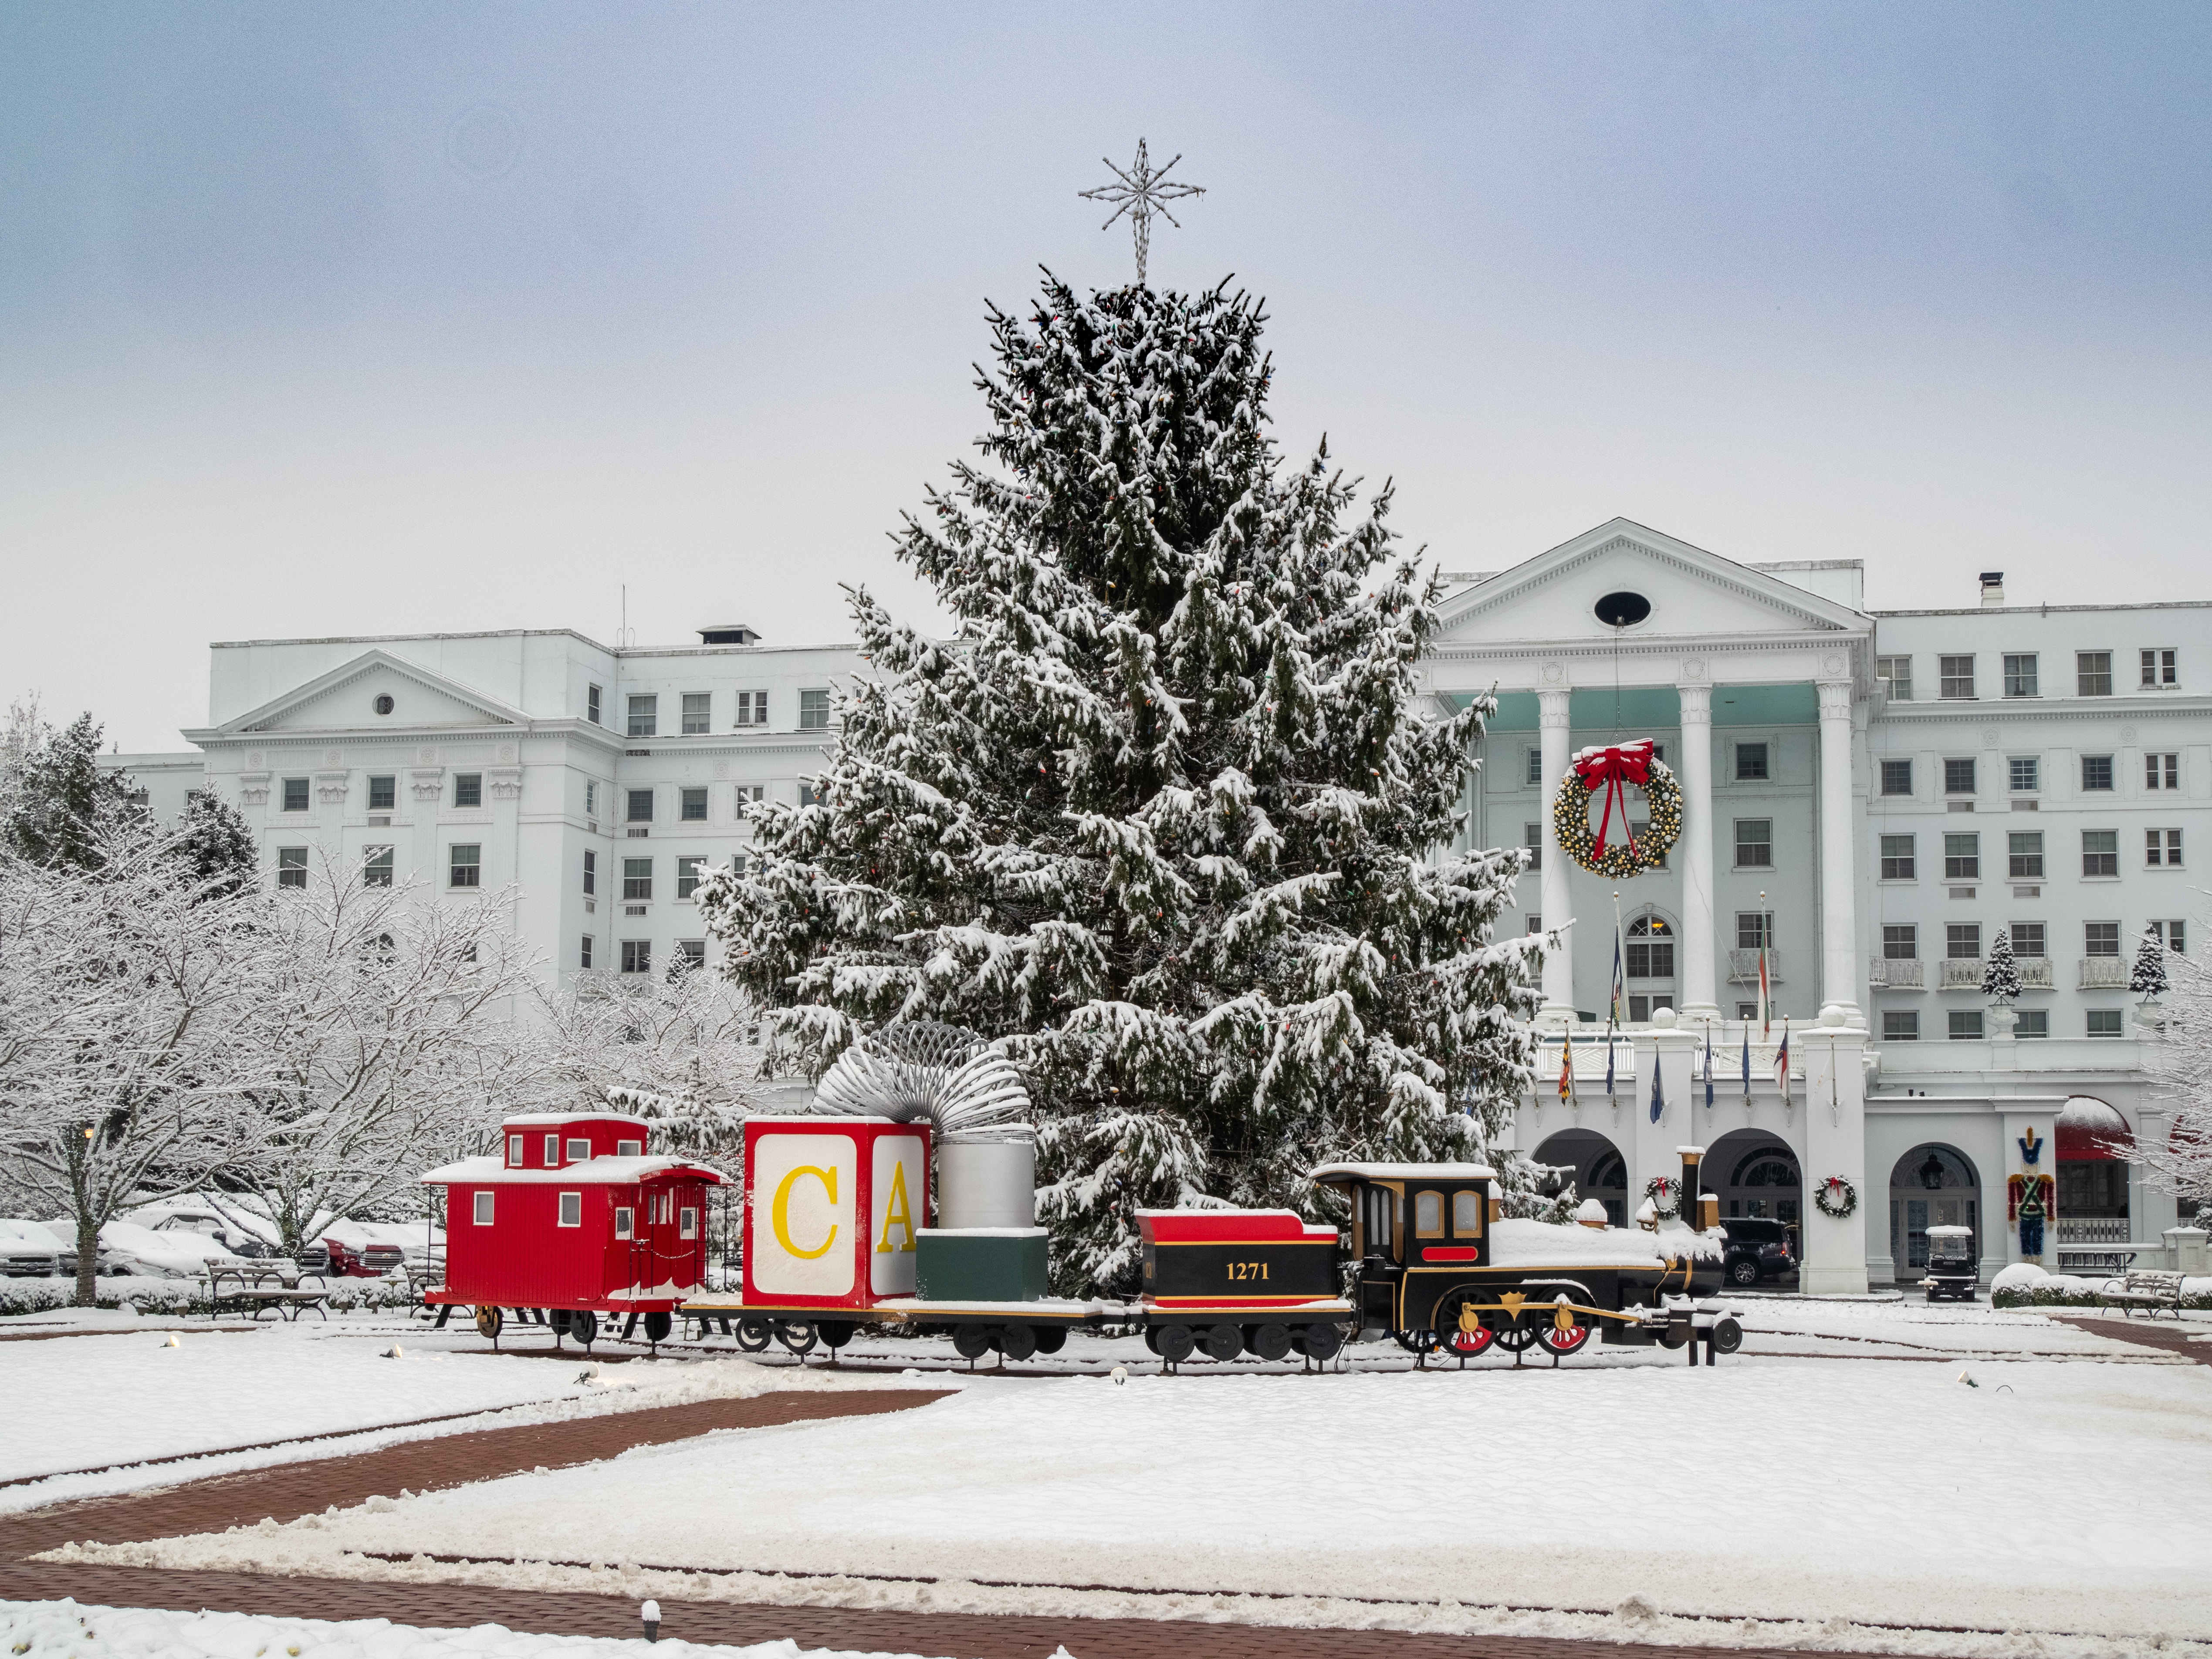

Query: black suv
[[1718, 1217, 1795, 1286]]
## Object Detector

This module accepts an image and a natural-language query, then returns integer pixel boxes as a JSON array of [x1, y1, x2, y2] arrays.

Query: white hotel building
[[115, 520, 2209, 1296]]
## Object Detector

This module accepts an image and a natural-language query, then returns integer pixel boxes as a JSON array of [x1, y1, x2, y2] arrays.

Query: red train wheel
[[1448, 1324, 1494, 1355], [1536, 1318, 1590, 1356]]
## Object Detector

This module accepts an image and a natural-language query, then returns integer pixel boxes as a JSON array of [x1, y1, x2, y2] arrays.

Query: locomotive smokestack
[[1678, 1145, 1707, 1232]]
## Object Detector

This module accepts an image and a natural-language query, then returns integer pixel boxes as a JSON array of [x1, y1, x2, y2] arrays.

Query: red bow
[[1571, 740, 1654, 858]]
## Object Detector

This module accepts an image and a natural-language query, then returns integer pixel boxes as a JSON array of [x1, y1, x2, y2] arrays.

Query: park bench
[[2097, 1268, 2187, 1319], [203, 1264, 331, 1323]]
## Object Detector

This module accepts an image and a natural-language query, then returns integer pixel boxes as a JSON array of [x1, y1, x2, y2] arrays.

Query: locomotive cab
[[1310, 1162, 1498, 1335]]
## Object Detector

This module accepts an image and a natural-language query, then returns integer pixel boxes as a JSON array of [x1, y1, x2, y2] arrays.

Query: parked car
[[292, 1240, 331, 1274], [88, 1219, 253, 1280], [323, 1237, 406, 1277], [151, 1211, 281, 1259], [1718, 1216, 1796, 1286], [0, 1219, 61, 1278]]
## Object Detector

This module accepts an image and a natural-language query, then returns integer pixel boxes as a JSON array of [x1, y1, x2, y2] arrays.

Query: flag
[[1649, 1055, 1665, 1125], [1702, 1029, 1714, 1109], [1774, 1019, 1792, 1099], [1758, 945, 1772, 1038], [1557, 1034, 1574, 1104], [1741, 1022, 1752, 1106], [1604, 1024, 1617, 1098], [1608, 930, 1627, 1027]]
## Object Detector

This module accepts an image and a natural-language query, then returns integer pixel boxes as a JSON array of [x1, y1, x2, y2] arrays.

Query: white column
[[1816, 680, 1862, 1026], [1804, 1013, 1870, 1294], [1676, 684, 1718, 1022], [1539, 688, 1575, 1025]]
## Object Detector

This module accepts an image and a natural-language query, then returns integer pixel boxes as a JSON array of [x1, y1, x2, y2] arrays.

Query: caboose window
[[544, 1134, 559, 1166], [472, 1191, 494, 1226], [558, 1192, 582, 1227], [614, 1207, 633, 1239], [616, 1139, 642, 1157], [1414, 1191, 1444, 1237], [1451, 1189, 1482, 1235], [566, 1137, 592, 1162], [506, 1136, 521, 1167], [680, 1206, 699, 1238]]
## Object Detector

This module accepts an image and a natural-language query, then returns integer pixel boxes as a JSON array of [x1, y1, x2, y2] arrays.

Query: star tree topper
[[1079, 139, 1205, 285]]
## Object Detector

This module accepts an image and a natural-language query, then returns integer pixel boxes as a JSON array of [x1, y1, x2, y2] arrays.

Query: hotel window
[[1880, 834, 1915, 880], [2011, 922, 2046, 960], [1876, 655, 1912, 701], [2015, 1010, 2049, 1038], [585, 781, 599, 818], [622, 857, 653, 901], [282, 777, 311, 811], [1949, 1010, 1984, 1040], [682, 693, 712, 735], [1525, 748, 1543, 786], [474, 1191, 494, 1225], [2002, 654, 2039, 698], [1880, 758, 1913, 796], [2076, 651, 2112, 696], [676, 939, 707, 971], [1939, 655, 1975, 699], [2147, 828, 2183, 867], [2008, 832, 2043, 878], [1883, 1011, 1919, 1042], [587, 684, 602, 724], [799, 783, 819, 807], [627, 694, 658, 737], [799, 689, 832, 730], [627, 788, 654, 823], [1735, 742, 1769, 781], [2146, 753, 2180, 790], [2150, 919, 2186, 953], [2081, 754, 2114, 791], [558, 1193, 582, 1227], [1736, 911, 1775, 949], [1526, 915, 1543, 935], [2084, 921, 2120, 958], [1625, 915, 1674, 979], [734, 690, 768, 727], [1944, 758, 1976, 795], [1734, 819, 1772, 868], [449, 843, 481, 888], [1882, 924, 1917, 960], [676, 855, 704, 899], [579, 934, 593, 970], [681, 786, 708, 822], [453, 772, 482, 808], [2080, 830, 2117, 877], [2141, 648, 2178, 687], [368, 774, 396, 811], [363, 846, 394, 887], [582, 850, 596, 895], [621, 939, 651, 975], [1522, 823, 1541, 870], [277, 846, 308, 889], [2009, 756, 2039, 793], [1946, 923, 1981, 960], [2087, 1009, 2123, 1037], [1943, 832, 1979, 879]]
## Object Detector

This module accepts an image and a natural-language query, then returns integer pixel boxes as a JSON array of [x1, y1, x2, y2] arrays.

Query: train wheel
[[1710, 1315, 1744, 1355], [1155, 1324, 1196, 1364], [1448, 1324, 1495, 1356], [775, 1320, 817, 1355], [572, 1310, 599, 1347], [734, 1318, 772, 1352], [998, 1324, 1038, 1362], [1201, 1323, 1242, 1362], [549, 1308, 574, 1338], [1492, 1320, 1538, 1355], [819, 1321, 854, 1350], [1248, 1322, 1293, 1362], [1141, 1325, 1162, 1355], [473, 1305, 504, 1341], [1298, 1322, 1344, 1362], [953, 1324, 994, 1362], [1032, 1325, 1068, 1355], [1392, 1328, 1442, 1356], [643, 1311, 673, 1344], [1535, 1307, 1590, 1357]]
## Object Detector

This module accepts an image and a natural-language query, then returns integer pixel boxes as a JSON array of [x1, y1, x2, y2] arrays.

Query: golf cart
[[1923, 1225, 1978, 1302]]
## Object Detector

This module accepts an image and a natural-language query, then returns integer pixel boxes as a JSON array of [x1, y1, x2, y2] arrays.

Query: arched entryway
[[1531, 1128, 1629, 1228], [1700, 1128, 1803, 1280], [1889, 1143, 1980, 1282], [2056, 1096, 2133, 1267]]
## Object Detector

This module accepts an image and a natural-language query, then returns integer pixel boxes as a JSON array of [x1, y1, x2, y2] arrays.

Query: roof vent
[[698, 624, 761, 645], [1979, 572, 2005, 607]]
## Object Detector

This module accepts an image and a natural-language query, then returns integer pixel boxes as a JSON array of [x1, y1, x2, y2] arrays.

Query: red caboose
[[422, 1110, 729, 1346]]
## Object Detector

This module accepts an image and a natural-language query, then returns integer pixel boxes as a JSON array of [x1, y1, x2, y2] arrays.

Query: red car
[[323, 1237, 407, 1277]]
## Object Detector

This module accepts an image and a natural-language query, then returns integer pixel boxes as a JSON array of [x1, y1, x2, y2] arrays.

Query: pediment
[[1433, 520, 1868, 648], [217, 651, 529, 736]]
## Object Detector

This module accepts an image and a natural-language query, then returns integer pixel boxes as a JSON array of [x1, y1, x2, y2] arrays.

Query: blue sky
[[2, 3, 2207, 749]]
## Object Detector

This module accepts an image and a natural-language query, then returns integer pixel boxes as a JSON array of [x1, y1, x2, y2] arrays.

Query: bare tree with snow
[[2141, 936, 2212, 1227]]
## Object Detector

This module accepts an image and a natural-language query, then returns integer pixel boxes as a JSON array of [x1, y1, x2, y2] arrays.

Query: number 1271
[[1228, 1261, 1269, 1281]]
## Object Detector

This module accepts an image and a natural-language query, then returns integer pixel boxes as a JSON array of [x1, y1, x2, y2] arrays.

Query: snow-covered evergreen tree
[[696, 274, 1545, 1295], [1982, 929, 2022, 1004], [172, 790, 258, 899], [2131, 926, 2171, 997], [3, 711, 142, 871]]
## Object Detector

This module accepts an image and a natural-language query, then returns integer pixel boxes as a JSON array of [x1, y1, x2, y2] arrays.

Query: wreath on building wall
[[1642, 1175, 1681, 1221], [1813, 1176, 1860, 1220], [1553, 740, 1684, 880]]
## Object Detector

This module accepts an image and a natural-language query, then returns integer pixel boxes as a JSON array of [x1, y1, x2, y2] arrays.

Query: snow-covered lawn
[[0, 1602, 938, 1659], [57, 1355, 2212, 1649]]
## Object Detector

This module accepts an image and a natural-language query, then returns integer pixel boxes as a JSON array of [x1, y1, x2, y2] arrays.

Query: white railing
[[1726, 949, 1780, 983], [2018, 956, 2054, 990], [1870, 956, 1924, 989], [2080, 957, 2127, 989], [2055, 1217, 2131, 1245], [1938, 957, 1984, 989]]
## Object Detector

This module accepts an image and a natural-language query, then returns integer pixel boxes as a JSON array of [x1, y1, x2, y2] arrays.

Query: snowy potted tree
[[1982, 928, 2021, 1040], [2131, 926, 2171, 1033]]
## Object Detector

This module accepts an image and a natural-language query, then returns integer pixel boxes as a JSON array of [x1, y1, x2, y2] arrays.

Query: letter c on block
[[772, 1165, 839, 1260]]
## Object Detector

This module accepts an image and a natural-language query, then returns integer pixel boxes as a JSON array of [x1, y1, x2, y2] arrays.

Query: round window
[[1594, 591, 1652, 627], [373, 694, 395, 716]]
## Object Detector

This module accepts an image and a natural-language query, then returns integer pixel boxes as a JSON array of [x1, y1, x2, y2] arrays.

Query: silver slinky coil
[[811, 1021, 1033, 1141]]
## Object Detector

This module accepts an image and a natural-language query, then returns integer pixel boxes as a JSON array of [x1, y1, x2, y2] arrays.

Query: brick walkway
[[0, 1384, 1882, 1659], [2053, 1313, 2212, 1365]]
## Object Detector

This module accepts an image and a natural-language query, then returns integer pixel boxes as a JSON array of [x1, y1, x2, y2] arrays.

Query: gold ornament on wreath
[[1552, 739, 1683, 879]]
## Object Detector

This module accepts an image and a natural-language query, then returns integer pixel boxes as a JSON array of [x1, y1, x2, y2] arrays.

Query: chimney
[[699, 624, 761, 645], [1979, 572, 2005, 607], [1678, 1145, 1715, 1232]]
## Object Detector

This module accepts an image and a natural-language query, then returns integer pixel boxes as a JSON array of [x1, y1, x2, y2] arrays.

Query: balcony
[[1870, 956, 1924, 989], [2017, 956, 2054, 990], [2080, 957, 2127, 989], [2055, 1217, 2131, 1246], [1726, 949, 1781, 984], [1938, 957, 1984, 990]]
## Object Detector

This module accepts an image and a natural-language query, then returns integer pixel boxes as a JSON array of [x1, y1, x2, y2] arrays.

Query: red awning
[[2056, 1096, 2132, 1161]]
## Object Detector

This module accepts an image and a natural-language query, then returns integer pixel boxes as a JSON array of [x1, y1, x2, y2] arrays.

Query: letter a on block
[[877, 1160, 917, 1254]]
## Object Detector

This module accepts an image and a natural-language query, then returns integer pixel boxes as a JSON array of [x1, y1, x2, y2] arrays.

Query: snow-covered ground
[[56, 1353, 2212, 1648], [0, 1602, 947, 1659]]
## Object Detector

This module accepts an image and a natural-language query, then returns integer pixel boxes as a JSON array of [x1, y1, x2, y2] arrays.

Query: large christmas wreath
[[1813, 1175, 1859, 1220], [1552, 740, 1684, 880], [1642, 1175, 1681, 1221]]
